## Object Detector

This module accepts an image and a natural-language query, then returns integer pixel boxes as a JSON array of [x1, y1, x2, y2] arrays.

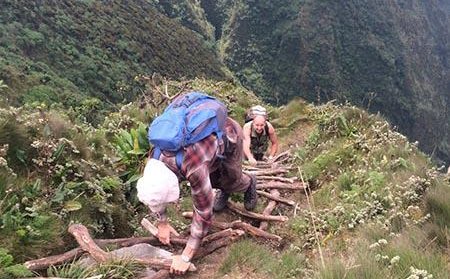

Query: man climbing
[[136, 92, 257, 275], [243, 105, 279, 166]]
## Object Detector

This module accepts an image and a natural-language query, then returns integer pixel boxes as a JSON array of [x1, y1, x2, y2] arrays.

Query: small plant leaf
[[64, 200, 82, 211]]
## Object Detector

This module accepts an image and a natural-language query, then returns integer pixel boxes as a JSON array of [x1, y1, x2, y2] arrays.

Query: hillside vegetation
[[0, 0, 226, 111], [0, 79, 448, 278], [167, 0, 450, 165], [1, 0, 448, 165]]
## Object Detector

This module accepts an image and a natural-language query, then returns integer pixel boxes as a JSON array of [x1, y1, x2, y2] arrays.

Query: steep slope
[[203, 0, 450, 164], [0, 0, 227, 107], [2, 78, 448, 278]]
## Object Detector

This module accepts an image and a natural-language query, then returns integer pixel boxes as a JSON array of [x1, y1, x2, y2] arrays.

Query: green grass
[[220, 239, 307, 279], [47, 258, 145, 279], [424, 180, 450, 249], [382, 228, 449, 278], [315, 258, 389, 279]]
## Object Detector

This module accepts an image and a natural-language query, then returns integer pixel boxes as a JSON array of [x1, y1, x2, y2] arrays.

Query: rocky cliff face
[[201, 0, 450, 164]]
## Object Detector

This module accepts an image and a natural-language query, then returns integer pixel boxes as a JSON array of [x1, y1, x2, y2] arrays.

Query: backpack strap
[[153, 146, 183, 170], [175, 150, 183, 170], [153, 147, 162, 160]]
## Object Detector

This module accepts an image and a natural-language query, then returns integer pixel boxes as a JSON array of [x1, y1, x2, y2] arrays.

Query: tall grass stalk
[[299, 168, 325, 268]]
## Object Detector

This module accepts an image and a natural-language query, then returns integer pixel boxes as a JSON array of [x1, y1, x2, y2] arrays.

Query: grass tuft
[[220, 239, 307, 279]]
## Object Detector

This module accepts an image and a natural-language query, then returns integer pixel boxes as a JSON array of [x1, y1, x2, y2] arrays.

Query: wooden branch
[[230, 221, 282, 241], [257, 176, 296, 183], [257, 190, 295, 206], [95, 236, 158, 248], [182, 212, 282, 241], [272, 150, 290, 162], [227, 201, 288, 222], [259, 190, 279, 231], [68, 224, 196, 272], [256, 161, 272, 168], [24, 236, 163, 271], [24, 228, 241, 271], [202, 228, 242, 244], [273, 156, 291, 165], [24, 247, 84, 271], [140, 218, 187, 245], [244, 168, 288, 176], [256, 182, 307, 190], [195, 233, 243, 259], [68, 224, 109, 262], [141, 218, 158, 237]]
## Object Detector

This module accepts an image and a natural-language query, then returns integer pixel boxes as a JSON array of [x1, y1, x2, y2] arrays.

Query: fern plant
[[114, 122, 149, 185]]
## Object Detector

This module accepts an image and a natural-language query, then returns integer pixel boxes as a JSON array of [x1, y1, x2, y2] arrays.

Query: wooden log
[[243, 162, 272, 168], [230, 221, 282, 241], [24, 229, 242, 271], [259, 190, 279, 231], [244, 169, 288, 176], [256, 190, 295, 206], [181, 212, 282, 241], [227, 201, 288, 222], [24, 236, 163, 271], [195, 233, 243, 259], [24, 247, 84, 271], [273, 156, 291, 165], [141, 218, 158, 237], [96, 236, 159, 248], [202, 228, 239, 244], [257, 176, 296, 183], [272, 150, 290, 162], [256, 182, 307, 190], [68, 224, 109, 262], [68, 224, 196, 272]]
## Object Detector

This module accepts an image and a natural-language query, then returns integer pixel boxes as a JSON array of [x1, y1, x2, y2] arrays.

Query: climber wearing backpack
[[136, 92, 257, 275], [243, 105, 279, 166]]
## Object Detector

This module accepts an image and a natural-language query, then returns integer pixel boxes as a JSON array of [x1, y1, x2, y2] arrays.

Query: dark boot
[[213, 190, 230, 212], [244, 174, 257, 211]]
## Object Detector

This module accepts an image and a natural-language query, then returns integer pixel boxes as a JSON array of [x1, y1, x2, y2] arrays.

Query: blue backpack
[[148, 91, 228, 168]]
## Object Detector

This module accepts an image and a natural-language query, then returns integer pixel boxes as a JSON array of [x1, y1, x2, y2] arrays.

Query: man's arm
[[267, 122, 279, 158], [184, 163, 214, 258], [242, 122, 256, 165]]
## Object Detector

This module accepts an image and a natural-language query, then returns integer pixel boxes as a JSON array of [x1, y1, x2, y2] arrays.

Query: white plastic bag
[[136, 158, 179, 212]]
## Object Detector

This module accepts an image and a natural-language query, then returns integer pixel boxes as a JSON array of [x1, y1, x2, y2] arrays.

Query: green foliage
[[291, 102, 441, 255], [316, 224, 450, 278], [151, 0, 216, 43], [212, 0, 450, 164], [21, 85, 59, 105], [0, 249, 33, 278], [47, 258, 144, 279], [0, 104, 138, 262], [337, 171, 355, 191], [47, 262, 88, 279], [114, 123, 149, 185], [0, 0, 226, 111]]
